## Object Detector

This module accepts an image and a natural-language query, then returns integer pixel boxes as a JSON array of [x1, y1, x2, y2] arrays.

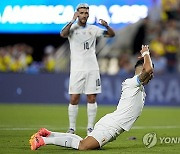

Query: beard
[[80, 18, 88, 23]]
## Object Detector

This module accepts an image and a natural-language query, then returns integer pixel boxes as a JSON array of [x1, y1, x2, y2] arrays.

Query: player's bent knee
[[87, 95, 96, 103], [70, 95, 80, 104], [87, 98, 96, 103], [78, 138, 100, 150], [78, 141, 89, 150]]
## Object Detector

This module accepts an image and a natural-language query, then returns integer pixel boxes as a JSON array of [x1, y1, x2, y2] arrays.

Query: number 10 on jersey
[[84, 42, 89, 50]]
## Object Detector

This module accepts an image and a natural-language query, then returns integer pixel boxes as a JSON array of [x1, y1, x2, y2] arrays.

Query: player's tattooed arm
[[138, 45, 154, 84], [139, 69, 153, 83], [60, 12, 79, 38], [60, 22, 73, 38]]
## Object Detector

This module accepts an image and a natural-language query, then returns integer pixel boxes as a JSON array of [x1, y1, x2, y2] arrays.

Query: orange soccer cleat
[[37, 128, 51, 137], [29, 134, 45, 150]]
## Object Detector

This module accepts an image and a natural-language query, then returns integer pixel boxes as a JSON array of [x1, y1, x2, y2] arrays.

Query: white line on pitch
[[0, 126, 180, 130]]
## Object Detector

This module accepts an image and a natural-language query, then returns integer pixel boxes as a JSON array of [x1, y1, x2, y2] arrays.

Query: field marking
[[0, 126, 180, 131]]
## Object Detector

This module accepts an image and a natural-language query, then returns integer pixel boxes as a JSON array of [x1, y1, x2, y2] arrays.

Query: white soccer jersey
[[68, 24, 105, 72], [105, 75, 146, 131]]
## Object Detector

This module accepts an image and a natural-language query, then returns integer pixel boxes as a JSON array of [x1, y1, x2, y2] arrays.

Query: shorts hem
[[85, 91, 101, 94], [69, 92, 101, 94]]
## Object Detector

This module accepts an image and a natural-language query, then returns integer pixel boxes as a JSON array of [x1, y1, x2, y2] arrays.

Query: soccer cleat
[[87, 128, 93, 135], [30, 133, 39, 140], [29, 134, 45, 150], [36, 128, 51, 137], [66, 128, 75, 134]]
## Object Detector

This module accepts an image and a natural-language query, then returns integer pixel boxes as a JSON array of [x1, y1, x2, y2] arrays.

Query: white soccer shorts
[[69, 70, 101, 94], [88, 115, 125, 147]]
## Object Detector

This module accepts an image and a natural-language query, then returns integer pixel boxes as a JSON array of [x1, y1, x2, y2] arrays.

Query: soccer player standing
[[60, 3, 115, 135], [30, 45, 154, 150]]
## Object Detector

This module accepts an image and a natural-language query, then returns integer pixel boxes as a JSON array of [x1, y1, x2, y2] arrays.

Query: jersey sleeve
[[126, 75, 142, 87], [68, 24, 75, 38], [93, 25, 105, 37]]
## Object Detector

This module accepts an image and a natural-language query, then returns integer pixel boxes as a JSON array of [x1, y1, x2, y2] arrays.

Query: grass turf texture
[[0, 104, 180, 154]]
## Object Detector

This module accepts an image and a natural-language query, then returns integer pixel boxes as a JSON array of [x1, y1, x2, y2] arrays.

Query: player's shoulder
[[70, 23, 79, 30], [124, 75, 140, 85], [124, 76, 135, 82], [87, 24, 100, 29], [88, 24, 97, 27]]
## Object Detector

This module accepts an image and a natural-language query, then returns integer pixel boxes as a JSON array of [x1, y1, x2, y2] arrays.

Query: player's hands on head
[[99, 19, 108, 27]]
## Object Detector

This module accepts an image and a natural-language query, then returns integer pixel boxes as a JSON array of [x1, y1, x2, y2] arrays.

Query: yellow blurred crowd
[[0, 44, 33, 72]]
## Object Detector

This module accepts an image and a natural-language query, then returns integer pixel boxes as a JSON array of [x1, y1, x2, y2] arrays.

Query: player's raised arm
[[60, 12, 79, 38], [99, 19, 115, 37], [138, 45, 154, 85]]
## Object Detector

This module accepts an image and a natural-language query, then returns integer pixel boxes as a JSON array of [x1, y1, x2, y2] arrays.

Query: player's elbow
[[112, 33, 115, 37], [60, 31, 68, 38], [60, 33, 66, 38], [145, 66, 153, 74], [105, 30, 115, 37], [110, 32, 115, 37]]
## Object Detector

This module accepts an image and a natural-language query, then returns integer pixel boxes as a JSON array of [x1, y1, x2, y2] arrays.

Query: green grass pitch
[[0, 104, 180, 154]]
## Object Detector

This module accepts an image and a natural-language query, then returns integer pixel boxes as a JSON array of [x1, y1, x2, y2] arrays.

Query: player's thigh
[[89, 115, 125, 147], [85, 71, 101, 94], [88, 125, 113, 147], [69, 71, 85, 94]]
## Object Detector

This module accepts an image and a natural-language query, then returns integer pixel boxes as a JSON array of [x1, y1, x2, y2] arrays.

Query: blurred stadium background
[[0, 0, 180, 153], [0, 0, 180, 106]]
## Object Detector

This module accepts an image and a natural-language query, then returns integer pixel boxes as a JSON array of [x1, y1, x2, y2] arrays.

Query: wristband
[[70, 19, 75, 24], [141, 51, 150, 57], [105, 25, 109, 29]]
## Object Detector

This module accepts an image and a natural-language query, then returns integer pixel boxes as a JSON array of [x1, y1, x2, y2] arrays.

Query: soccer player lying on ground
[[29, 45, 154, 150]]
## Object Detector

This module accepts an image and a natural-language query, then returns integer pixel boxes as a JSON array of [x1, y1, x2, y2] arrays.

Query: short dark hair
[[76, 3, 89, 11], [135, 59, 144, 68], [135, 59, 154, 69]]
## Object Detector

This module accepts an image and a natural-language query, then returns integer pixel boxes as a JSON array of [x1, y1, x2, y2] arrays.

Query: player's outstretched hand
[[138, 45, 150, 59], [140, 45, 149, 54]]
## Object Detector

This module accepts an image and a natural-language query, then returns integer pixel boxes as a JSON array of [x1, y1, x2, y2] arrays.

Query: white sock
[[87, 102, 97, 129], [43, 132, 83, 149], [68, 104, 78, 130]]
